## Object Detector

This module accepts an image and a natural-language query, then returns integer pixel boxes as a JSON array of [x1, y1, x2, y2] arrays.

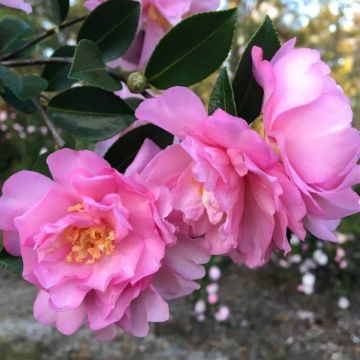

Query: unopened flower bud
[[127, 72, 148, 94]]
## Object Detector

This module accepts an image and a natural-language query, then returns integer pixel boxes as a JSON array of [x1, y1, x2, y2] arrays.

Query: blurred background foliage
[[0, 0, 359, 307]]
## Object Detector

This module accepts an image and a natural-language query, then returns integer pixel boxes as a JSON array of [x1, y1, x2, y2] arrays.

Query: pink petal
[[3, 231, 21, 256], [0, 171, 56, 231], [47, 148, 111, 186], [136, 87, 207, 139], [95, 325, 117, 342], [0, 0, 32, 13]]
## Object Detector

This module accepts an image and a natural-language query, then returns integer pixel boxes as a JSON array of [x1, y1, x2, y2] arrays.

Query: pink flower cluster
[[0, 0, 32, 13], [84, 0, 220, 70], [0, 150, 209, 340], [0, 39, 359, 340]]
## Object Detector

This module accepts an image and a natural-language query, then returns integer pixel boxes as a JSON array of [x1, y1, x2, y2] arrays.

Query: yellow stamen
[[251, 115, 265, 139], [68, 203, 86, 213], [148, 5, 171, 31], [64, 226, 115, 264]]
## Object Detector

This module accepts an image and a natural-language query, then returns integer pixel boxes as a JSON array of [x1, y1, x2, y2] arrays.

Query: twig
[[32, 99, 65, 147], [1, 57, 73, 67], [0, 16, 86, 61]]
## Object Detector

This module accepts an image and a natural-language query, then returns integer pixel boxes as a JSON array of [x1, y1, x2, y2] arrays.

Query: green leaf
[[0, 249, 23, 275], [1, 87, 36, 114], [232, 16, 280, 123], [105, 124, 174, 173], [0, 16, 32, 55], [48, 86, 135, 141], [0, 66, 48, 100], [69, 39, 121, 92], [78, 0, 140, 62], [33, 152, 51, 177], [42, 46, 76, 92], [50, 0, 70, 24], [209, 68, 237, 116], [145, 9, 238, 89]]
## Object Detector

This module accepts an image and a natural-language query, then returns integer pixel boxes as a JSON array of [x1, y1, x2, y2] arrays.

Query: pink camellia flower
[[0, 149, 209, 340], [252, 38, 360, 241], [133, 87, 307, 268], [84, 0, 220, 70], [0, 0, 32, 13]]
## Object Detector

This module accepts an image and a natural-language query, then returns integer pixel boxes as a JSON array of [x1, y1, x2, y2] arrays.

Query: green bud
[[126, 72, 148, 94]]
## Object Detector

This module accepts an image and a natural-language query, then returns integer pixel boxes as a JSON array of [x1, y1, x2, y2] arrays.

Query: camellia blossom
[[84, 0, 220, 70], [252, 38, 360, 241], [0, 0, 32, 13], [0, 149, 209, 340], [133, 87, 307, 268]]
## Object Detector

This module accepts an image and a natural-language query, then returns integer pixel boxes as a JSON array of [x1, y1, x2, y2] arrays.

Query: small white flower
[[194, 300, 206, 314], [208, 265, 221, 281], [289, 254, 302, 264], [338, 296, 350, 310], [27, 125, 36, 134], [290, 234, 300, 246], [313, 249, 328, 266], [299, 259, 316, 274], [302, 273, 316, 287], [279, 259, 290, 268], [214, 306, 230, 322], [206, 283, 219, 294]]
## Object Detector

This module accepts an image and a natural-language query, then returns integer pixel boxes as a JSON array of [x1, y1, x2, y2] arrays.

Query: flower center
[[251, 115, 265, 139], [64, 225, 115, 264], [64, 203, 115, 264], [201, 188, 225, 225], [148, 5, 171, 30]]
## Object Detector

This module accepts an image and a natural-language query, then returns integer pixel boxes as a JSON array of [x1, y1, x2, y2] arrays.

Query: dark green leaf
[[33, 152, 51, 177], [48, 86, 135, 141], [69, 39, 121, 91], [0, 249, 23, 275], [42, 46, 76, 92], [1, 87, 36, 113], [209, 68, 237, 116], [0, 16, 32, 55], [233, 16, 280, 123], [105, 124, 173, 173], [78, 0, 140, 62], [0, 66, 48, 100], [50, 0, 70, 24], [145, 9, 238, 89]]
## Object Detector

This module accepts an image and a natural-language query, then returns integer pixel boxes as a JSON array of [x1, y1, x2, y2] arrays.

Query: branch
[[1, 57, 73, 67], [0, 16, 86, 61], [32, 99, 65, 148]]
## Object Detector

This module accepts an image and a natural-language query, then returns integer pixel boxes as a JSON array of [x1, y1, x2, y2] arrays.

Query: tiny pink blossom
[[85, 0, 220, 70], [252, 38, 360, 242], [0, 149, 209, 340], [207, 293, 218, 304], [133, 87, 307, 268], [214, 305, 230, 322], [0, 0, 32, 13]]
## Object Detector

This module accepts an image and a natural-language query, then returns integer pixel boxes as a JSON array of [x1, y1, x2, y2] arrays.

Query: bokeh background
[[0, 1, 359, 359]]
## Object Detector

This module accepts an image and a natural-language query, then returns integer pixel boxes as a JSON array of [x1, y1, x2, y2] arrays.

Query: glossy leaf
[[0, 249, 23, 275], [0, 66, 48, 101], [145, 8, 238, 89], [69, 39, 121, 91], [48, 86, 135, 141], [209, 68, 236, 116], [1, 87, 36, 114], [33, 152, 51, 177], [78, 0, 140, 62], [50, 0, 70, 24], [232, 16, 280, 123], [42, 46, 76, 92], [0, 16, 32, 55], [105, 124, 174, 173]]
